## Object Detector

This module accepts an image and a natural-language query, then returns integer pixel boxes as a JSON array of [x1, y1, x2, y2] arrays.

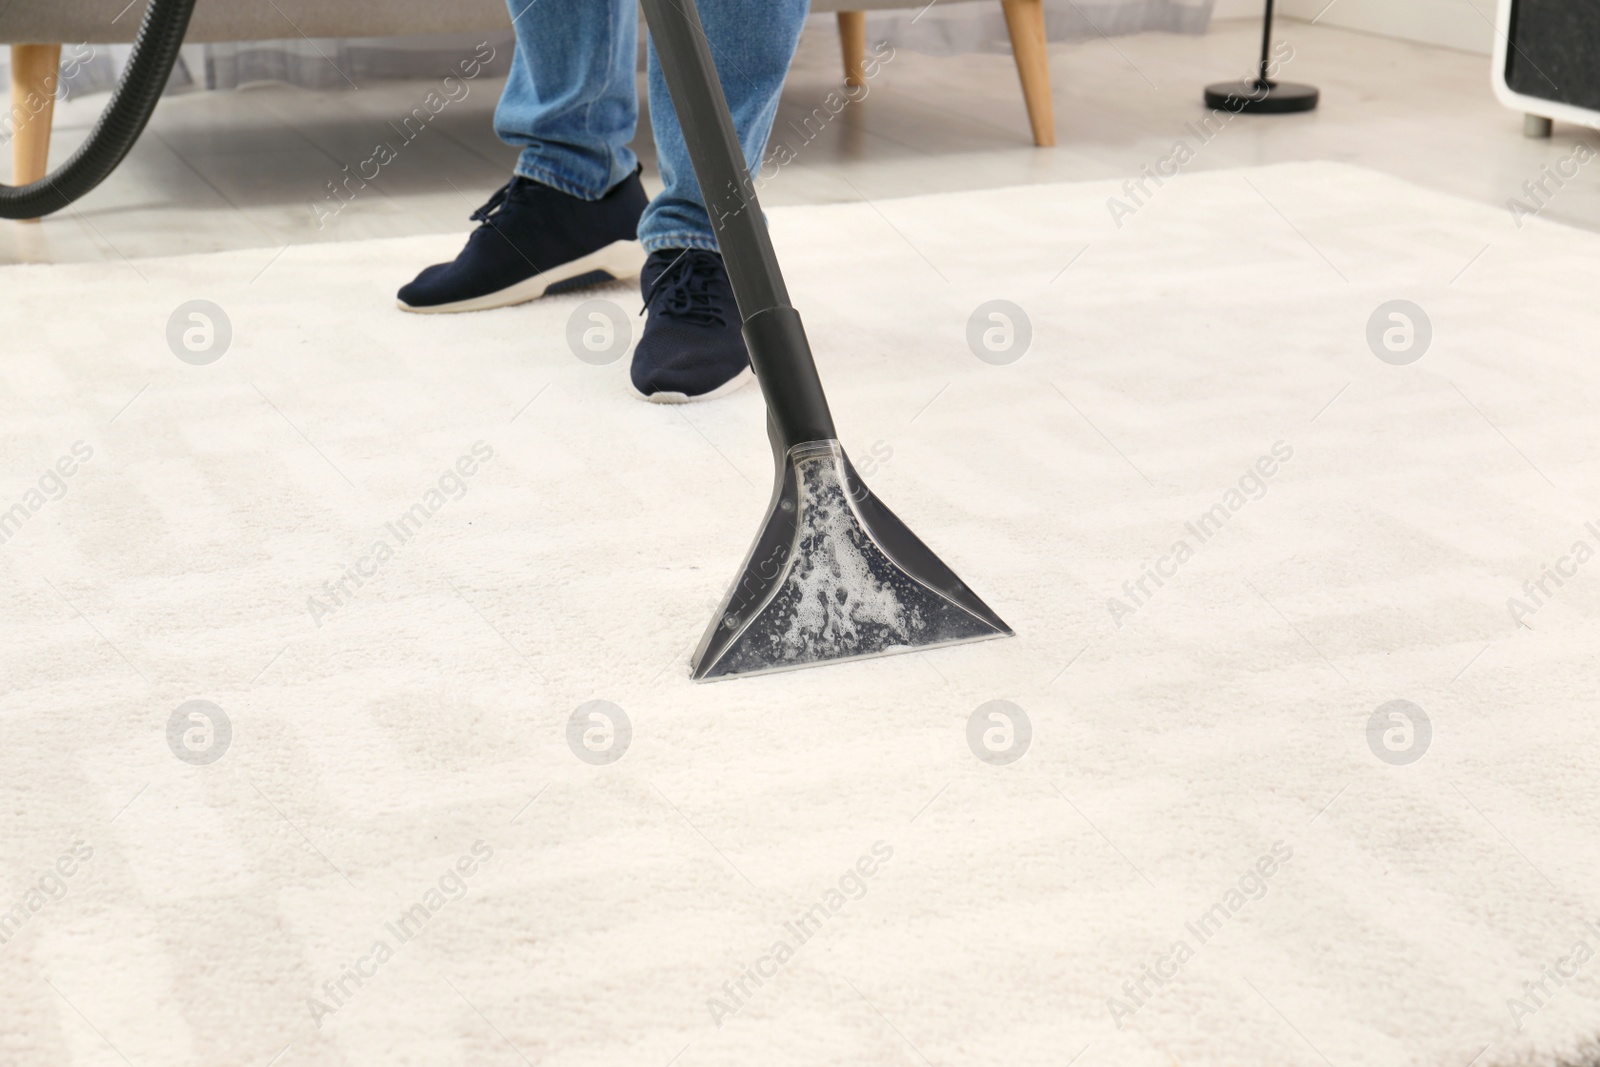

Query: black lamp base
[[1204, 79, 1319, 114]]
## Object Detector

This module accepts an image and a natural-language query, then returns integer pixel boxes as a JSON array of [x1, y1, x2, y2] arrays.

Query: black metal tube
[[1258, 0, 1275, 86], [638, 0, 788, 316], [743, 307, 837, 445], [0, 0, 197, 219], [639, 0, 836, 448]]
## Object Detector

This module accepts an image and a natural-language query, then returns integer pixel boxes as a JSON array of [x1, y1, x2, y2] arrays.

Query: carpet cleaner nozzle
[[643, 0, 1013, 680], [691, 440, 1011, 680]]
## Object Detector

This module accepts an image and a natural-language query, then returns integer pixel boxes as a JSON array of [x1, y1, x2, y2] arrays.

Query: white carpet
[[4, 162, 1600, 1067]]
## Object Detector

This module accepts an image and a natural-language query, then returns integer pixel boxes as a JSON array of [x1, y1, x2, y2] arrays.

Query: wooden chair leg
[[837, 11, 867, 88], [10, 43, 62, 221], [1000, 0, 1055, 146]]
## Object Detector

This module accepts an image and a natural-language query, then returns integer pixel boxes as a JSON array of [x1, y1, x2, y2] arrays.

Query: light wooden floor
[[3, 16, 1594, 266]]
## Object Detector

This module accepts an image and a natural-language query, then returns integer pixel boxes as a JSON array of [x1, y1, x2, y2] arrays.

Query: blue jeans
[[494, 0, 809, 253]]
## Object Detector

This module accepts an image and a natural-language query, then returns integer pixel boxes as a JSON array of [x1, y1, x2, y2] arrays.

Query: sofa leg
[[10, 43, 62, 221], [1000, 0, 1055, 146], [837, 11, 867, 88]]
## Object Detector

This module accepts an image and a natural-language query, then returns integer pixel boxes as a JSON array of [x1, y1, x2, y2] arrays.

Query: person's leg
[[640, 0, 811, 252], [397, 0, 649, 313], [494, 0, 639, 199], [631, 0, 810, 402]]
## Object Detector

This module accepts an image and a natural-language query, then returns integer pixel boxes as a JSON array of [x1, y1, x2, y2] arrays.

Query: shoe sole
[[396, 239, 646, 314], [634, 366, 755, 405]]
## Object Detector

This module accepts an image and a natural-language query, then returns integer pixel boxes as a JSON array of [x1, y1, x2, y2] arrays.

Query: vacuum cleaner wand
[[640, 0, 1013, 680]]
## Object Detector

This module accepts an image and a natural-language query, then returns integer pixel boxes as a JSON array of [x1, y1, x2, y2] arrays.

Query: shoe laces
[[468, 178, 525, 227], [640, 249, 730, 329]]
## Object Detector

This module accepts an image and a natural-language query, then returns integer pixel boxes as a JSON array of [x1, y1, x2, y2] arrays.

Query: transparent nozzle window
[[701, 442, 1003, 679]]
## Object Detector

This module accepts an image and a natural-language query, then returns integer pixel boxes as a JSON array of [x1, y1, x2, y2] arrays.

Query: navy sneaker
[[631, 249, 753, 403], [397, 169, 648, 313]]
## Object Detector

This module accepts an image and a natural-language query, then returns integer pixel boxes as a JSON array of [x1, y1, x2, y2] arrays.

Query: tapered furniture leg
[[837, 11, 867, 87], [9, 43, 62, 221], [1000, 0, 1055, 146]]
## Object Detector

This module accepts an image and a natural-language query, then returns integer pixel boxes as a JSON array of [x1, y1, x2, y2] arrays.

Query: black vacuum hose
[[0, 0, 196, 219]]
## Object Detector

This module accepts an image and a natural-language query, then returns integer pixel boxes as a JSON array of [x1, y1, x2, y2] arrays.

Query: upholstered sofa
[[2, 0, 1053, 194]]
